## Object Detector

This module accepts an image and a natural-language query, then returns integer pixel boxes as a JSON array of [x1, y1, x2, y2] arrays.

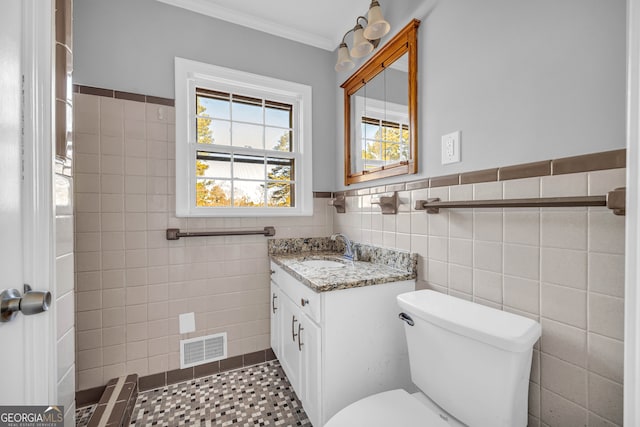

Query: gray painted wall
[[74, 0, 626, 192], [336, 0, 627, 190], [73, 0, 336, 191]]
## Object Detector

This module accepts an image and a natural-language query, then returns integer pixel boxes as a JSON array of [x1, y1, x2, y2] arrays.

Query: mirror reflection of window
[[350, 53, 410, 175]]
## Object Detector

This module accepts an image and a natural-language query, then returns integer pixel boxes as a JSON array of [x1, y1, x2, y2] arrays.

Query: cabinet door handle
[[301, 298, 309, 307], [291, 315, 298, 341], [272, 293, 278, 314], [298, 323, 304, 351]]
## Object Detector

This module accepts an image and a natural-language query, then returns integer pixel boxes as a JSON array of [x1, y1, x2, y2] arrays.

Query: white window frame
[[175, 57, 313, 217]]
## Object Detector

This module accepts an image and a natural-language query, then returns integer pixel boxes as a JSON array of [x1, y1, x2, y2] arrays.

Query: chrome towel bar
[[414, 187, 625, 216], [166, 226, 276, 240]]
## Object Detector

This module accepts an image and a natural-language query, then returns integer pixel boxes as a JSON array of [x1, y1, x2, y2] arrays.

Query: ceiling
[[155, 0, 411, 51]]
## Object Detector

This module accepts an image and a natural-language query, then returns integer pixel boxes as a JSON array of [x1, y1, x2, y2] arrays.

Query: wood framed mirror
[[341, 19, 420, 185]]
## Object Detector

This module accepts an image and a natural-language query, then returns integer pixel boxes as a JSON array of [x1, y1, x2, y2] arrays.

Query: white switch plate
[[441, 131, 461, 164]]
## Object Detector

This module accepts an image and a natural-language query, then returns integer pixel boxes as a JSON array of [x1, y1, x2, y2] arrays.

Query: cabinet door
[[270, 281, 281, 358], [279, 293, 302, 392], [299, 316, 322, 427]]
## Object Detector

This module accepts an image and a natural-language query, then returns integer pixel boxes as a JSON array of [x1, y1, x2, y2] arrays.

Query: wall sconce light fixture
[[335, 0, 391, 72]]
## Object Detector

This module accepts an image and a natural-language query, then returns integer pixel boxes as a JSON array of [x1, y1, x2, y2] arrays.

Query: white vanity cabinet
[[270, 261, 414, 427], [270, 281, 281, 357], [279, 292, 322, 425]]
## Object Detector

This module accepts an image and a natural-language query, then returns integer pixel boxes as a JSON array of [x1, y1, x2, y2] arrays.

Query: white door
[[0, 0, 28, 404], [626, 0, 640, 424], [0, 0, 56, 406]]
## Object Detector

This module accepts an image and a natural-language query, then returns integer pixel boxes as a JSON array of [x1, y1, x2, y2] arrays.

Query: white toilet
[[324, 290, 542, 427]]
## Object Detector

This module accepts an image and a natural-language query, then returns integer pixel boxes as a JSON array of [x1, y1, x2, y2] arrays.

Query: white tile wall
[[333, 169, 626, 427], [55, 173, 75, 422], [73, 93, 333, 389], [72, 92, 624, 425]]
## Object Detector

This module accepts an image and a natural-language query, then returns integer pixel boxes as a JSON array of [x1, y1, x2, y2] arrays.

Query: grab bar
[[414, 187, 625, 216], [166, 226, 276, 240]]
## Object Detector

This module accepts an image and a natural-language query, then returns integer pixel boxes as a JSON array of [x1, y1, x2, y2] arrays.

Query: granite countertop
[[268, 238, 418, 293]]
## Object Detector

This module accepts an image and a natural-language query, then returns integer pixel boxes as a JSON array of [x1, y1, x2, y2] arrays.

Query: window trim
[[175, 57, 313, 217]]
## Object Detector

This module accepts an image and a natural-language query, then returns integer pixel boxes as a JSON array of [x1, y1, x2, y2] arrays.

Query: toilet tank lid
[[397, 290, 541, 352]]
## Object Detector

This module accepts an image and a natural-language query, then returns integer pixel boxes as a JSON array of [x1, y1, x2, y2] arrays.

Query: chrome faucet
[[331, 233, 354, 261]]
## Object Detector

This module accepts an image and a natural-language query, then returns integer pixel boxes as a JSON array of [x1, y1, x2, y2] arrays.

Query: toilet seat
[[324, 389, 450, 427]]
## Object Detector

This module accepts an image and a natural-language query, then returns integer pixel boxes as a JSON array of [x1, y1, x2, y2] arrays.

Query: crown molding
[[156, 0, 336, 51]]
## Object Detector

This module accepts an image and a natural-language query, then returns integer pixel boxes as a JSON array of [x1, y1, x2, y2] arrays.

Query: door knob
[[21, 285, 51, 315], [1, 289, 21, 322], [1, 285, 51, 322]]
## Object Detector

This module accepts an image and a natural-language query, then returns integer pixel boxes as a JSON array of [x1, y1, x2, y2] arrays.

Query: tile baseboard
[[76, 348, 277, 407], [138, 348, 277, 392]]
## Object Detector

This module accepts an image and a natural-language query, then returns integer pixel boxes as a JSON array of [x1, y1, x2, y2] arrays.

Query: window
[[175, 58, 313, 217]]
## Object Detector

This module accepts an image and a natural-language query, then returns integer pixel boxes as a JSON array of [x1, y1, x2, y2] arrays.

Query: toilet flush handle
[[398, 312, 414, 326]]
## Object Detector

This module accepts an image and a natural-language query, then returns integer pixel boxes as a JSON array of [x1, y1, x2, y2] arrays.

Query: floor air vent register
[[180, 332, 228, 369]]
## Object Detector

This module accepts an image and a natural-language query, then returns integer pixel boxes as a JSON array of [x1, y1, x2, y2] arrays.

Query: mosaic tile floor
[[133, 360, 311, 426], [75, 404, 96, 426], [78, 360, 311, 426]]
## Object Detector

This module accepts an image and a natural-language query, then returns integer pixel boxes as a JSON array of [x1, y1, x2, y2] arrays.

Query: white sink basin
[[300, 260, 347, 268]]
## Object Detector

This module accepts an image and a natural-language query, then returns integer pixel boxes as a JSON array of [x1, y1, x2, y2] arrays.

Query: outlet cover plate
[[441, 131, 461, 164]]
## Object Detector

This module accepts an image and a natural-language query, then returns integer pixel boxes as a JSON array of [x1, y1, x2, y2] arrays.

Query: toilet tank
[[397, 291, 541, 427]]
